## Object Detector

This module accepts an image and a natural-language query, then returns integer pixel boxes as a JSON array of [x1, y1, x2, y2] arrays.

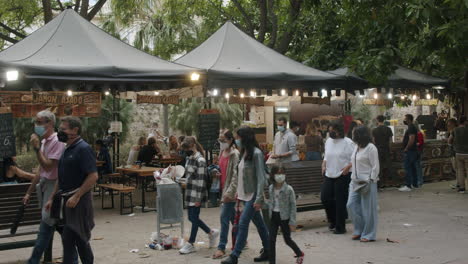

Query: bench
[[283, 160, 324, 212], [0, 183, 53, 261], [97, 184, 135, 215]]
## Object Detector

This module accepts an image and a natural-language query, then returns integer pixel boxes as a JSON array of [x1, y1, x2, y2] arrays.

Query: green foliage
[[13, 118, 34, 154], [351, 99, 372, 123], [81, 95, 134, 145], [168, 99, 243, 135], [14, 151, 37, 172]]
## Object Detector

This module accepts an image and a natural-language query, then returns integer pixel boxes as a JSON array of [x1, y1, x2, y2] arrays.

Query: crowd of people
[[2, 109, 468, 264]]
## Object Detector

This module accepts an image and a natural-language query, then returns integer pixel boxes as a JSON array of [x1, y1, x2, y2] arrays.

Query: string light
[[190, 72, 200, 81], [412, 94, 417, 100], [154, 91, 160, 95], [374, 93, 379, 99], [250, 90, 256, 97], [240, 93, 245, 98], [426, 93, 431, 99], [321, 89, 328, 98], [387, 93, 393, 99], [280, 89, 286, 96], [67, 90, 73, 97], [225, 93, 230, 99], [104, 91, 110, 96], [213, 89, 219, 96], [295, 90, 300, 96]]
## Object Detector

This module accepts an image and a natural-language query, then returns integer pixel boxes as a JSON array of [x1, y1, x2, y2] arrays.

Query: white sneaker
[[398, 186, 412, 192], [179, 243, 196, 254], [208, 229, 220, 248]]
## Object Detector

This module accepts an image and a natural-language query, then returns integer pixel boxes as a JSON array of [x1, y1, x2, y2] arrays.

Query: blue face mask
[[277, 126, 285, 132], [34, 125, 46, 137], [235, 139, 242, 149]]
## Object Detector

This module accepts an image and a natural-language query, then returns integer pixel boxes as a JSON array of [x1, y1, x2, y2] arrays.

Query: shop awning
[[327, 68, 369, 91], [176, 22, 350, 91], [0, 8, 201, 88]]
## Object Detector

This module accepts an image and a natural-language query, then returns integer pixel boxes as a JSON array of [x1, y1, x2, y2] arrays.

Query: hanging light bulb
[[412, 94, 417, 100], [154, 91, 160, 95], [426, 93, 431, 99], [321, 89, 328, 98], [67, 90, 73, 97], [250, 90, 256, 97], [387, 93, 393, 99], [373, 93, 379, 99], [295, 90, 300, 96], [225, 93, 230, 99], [240, 92, 245, 98], [190, 72, 200, 81], [281, 89, 286, 96], [213, 89, 219, 96], [104, 91, 110, 96]]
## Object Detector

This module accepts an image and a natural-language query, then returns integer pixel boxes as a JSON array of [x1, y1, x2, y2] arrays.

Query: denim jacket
[[240, 147, 266, 205], [267, 183, 297, 225]]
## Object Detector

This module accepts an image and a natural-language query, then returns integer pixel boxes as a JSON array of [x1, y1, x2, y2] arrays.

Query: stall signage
[[229, 97, 264, 106], [137, 95, 179, 105], [198, 109, 220, 151], [300, 97, 331, 105], [0, 112, 16, 158], [0, 91, 101, 118], [363, 99, 393, 107], [415, 99, 438, 106]]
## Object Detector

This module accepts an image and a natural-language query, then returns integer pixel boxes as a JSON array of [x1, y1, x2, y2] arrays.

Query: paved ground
[[1, 180, 468, 264]]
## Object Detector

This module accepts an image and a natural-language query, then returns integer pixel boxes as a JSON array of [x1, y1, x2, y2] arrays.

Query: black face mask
[[403, 121, 408, 125], [185, 150, 194, 156], [329, 131, 337, 139], [57, 131, 68, 143]]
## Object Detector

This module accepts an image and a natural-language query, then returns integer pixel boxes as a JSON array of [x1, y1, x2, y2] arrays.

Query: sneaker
[[450, 184, 460, 189], [209, 229, 220, 248], [328, 223, 336, 231], [458, 188, 466, 194], [179, 243, 196, 254], [398, 186, 412, 192], [296, 252, 305, 264]]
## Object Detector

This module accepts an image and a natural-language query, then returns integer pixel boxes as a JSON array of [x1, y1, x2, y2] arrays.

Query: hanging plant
[[393, 97, 412, 107]]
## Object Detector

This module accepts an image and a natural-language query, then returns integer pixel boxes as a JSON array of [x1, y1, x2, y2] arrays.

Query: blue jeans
[[188, 206, 211, 243], [27, 222, 55, 264], [231, 195, 269, 258], [306, 151, 322, 161], [347, 183, 378, 241], [416, 152, 423, 186], [217, 202, 236, 251], [404, 150, 419, 188]]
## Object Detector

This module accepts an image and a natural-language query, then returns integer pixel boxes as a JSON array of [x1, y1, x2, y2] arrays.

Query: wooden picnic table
[[116, 166, 161, 212], [152, 156, 183, 167]]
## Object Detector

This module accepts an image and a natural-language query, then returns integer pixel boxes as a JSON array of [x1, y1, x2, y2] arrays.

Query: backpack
[[417, 131, 424, 152]]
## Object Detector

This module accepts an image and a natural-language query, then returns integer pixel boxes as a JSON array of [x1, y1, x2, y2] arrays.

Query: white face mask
[[274, 174, 286, 183], [220, 142, 230, 151]]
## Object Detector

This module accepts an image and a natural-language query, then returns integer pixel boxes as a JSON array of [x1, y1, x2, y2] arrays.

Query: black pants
[[320, 173, 351, 232], [269, 212, 302, 264], [62, 226, 94, 264]]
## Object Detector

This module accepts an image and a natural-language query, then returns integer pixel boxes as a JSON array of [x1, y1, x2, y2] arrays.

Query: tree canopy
[[0, 0, 466, 88]]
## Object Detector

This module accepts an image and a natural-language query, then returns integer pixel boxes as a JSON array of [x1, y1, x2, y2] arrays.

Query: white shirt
[[324, 137, 355, 178], [237, 158, 254, 201], [351, 143, 380, 182], [274, 129, 299, 162], [273, 188, 281, 212]]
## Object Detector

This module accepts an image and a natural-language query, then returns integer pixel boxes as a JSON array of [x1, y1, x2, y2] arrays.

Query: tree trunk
[[267, 0, 278, 48], [74, 0, 81, 11], [258, 0, 268, 43], [86, 0, 108, 21], [232, 0, 255, 37], [80, 0, 89, 17], [42, 0, 53, 23], [276, 0, 302, 54]]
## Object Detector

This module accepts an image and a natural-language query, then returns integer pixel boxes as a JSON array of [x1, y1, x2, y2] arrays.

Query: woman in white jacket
[[347, 125, 380, 242]]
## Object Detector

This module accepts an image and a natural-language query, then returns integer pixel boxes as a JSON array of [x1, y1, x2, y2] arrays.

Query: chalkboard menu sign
[[0, 113, 16, 158], [198, 109, 220, 151]]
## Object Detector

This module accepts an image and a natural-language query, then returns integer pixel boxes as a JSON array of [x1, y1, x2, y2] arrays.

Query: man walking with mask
[[23, 110, 65, 264], [45, 116, 98, 264], [271, 117, 299, 163]]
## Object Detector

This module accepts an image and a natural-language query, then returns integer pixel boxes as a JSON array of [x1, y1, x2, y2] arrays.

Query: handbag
[[352, 148, 371, 194]]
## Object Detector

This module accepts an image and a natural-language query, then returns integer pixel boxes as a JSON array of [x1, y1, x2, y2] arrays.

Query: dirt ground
[[1, 180, 468, 264]]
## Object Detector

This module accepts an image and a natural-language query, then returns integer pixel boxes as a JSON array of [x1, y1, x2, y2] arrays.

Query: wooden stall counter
[[379, 139, 455, 187]]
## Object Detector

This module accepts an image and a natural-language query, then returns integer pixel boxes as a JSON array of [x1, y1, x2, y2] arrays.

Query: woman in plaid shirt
[[179, 136, 219, 254]]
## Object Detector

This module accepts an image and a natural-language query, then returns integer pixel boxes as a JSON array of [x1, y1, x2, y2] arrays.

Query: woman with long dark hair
[[179, 136, 219, 254], [212, 130, 240, 259], [321, 121, 355, 234], [347, 126, 379, 242], [221, 126, 270, 264]]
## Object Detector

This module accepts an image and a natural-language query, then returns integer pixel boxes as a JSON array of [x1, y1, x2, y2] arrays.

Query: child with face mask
[[267, 164, 304, 264]]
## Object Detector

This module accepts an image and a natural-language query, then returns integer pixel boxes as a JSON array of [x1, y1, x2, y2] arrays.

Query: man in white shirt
[[271, 117, 299, 163]]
